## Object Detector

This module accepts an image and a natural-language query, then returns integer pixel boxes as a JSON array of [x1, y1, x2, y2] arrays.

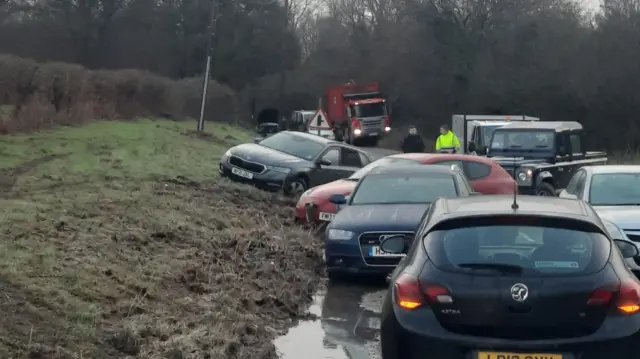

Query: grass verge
[[0, 119, 323, 358]]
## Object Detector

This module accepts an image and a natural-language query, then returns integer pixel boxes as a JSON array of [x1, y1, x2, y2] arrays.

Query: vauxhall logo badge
[[510, 283, 529, 302]]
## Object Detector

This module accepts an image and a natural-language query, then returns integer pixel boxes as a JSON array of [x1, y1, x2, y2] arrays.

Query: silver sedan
[[558, 165, 640, 242]]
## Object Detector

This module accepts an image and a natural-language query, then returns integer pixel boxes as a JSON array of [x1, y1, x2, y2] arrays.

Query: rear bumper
[[382, 308, 640, 359]]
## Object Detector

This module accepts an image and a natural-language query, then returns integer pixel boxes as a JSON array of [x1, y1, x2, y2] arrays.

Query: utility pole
[[278, 0, 288, 106], [197, 0, 217, 133]]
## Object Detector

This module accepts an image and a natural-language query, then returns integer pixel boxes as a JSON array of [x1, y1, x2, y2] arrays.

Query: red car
[[295, 153, 515, 224]]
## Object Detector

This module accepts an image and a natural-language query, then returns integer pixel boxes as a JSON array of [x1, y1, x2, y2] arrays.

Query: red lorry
[[321, 82, 391, 146]]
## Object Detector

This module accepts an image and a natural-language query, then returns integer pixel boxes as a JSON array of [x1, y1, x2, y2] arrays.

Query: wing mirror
[[558, 189, 577, 199], [614, 239, 640, 258], [379, 235, 407, 255], [329, 194, 347, 205], [316, 158, 332, 167]]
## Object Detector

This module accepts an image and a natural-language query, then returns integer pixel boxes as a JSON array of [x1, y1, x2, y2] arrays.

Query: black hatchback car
[[378, 195, 640, 359]]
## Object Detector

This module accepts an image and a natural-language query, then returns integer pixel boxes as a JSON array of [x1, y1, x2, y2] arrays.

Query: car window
[[424, 217, 610, 276], [320, 148, 340, 165], [565, 170, 584, 194], [570, 133, 583, 155], [589, 173, 640, 206], [432, 160, 464, 172], [348, 157, 420, 180], [463, 161, 491, 180], [350, 174, 458, 205], [259, 132, 324, 160], [341, 147, 363, 167]]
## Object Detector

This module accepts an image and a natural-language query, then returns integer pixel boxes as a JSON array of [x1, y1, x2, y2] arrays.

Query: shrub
[[0, 54, 236, 133]]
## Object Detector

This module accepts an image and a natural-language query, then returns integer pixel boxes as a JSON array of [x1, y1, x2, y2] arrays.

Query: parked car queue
[[219, 132, 640, 359]]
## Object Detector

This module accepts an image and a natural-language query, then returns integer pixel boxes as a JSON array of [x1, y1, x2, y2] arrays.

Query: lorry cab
[[322, 82, 392, 147], [452, 114, 540, 155]]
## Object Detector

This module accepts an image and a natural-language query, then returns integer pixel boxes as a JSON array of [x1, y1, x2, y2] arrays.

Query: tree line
[[1, 0, 640, 150]]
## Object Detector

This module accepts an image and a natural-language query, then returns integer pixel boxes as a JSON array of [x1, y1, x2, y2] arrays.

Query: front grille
[[360, 119, 384, 131], [358, 232, 413, 266], [625, 232, 640, 242], [228, 155, 266, 173], [441, 324, 596, 340]]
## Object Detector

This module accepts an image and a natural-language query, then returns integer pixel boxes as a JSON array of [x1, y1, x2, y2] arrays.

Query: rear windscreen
[[424, 217, 611, 276]]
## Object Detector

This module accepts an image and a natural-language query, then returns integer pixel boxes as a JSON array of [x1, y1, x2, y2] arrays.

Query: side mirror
[[379, 235, 406, 254], [614, 239, 639, 258], [470, 191, 482, 196], [329, 194, 347, 205], [316, 158, 332, 167], [468, 141, 476, 152], [558, 189, 577, 199], [253, 137, 262, 143]]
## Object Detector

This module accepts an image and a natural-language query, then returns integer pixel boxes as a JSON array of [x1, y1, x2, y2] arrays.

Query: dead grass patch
[[0, 120, 323, 358]]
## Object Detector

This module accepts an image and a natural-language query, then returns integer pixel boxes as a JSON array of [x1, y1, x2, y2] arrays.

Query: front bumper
[[295, 198, 337, 224], [353, 127, 391, 138], [325, 241, 394, 276], [218, 162, 288, 192]]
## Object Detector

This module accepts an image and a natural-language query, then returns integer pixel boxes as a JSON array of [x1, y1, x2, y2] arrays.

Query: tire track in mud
[[0, 155, 60, 195]]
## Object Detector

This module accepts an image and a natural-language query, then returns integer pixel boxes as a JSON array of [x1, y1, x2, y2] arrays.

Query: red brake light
[[616, 281, 640, 315], [424, 284, 453, 304], [587, 287, 615, 306], [394, 274, 424, 310], [351, 117, 361, 129]]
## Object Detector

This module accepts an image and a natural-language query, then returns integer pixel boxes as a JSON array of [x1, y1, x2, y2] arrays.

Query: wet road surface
[[275, 280, 388, 359], [274, 146, 397, 359]]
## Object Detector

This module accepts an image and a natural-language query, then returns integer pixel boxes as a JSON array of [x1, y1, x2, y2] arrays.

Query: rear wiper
[[457, 263, 524, 273]]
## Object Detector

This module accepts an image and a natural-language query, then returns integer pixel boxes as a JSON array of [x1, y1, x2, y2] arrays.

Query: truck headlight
[[517, 169, 533, 184], [267, 165, 291, 174], [354, 129, 362, 135], [327, 229, 355, 241]]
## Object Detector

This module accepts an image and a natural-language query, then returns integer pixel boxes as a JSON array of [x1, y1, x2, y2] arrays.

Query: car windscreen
[[353, 102, 387, 118], [490, 130, 554, 150], [348, 157, 421, 180], [259, 132, 324, 160], [350, 173, 458, 205], [481, 125, 503, 147], [589, 173, 640, 206], [424, 216, 610, 276]]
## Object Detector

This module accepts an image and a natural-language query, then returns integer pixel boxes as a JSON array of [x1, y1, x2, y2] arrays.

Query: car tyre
[[285, 176, 308, 198], [536, 181, 556, 196]]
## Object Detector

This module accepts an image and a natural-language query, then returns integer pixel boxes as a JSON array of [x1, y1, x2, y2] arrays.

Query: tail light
[[351, 117, 361, 129], [394, 274, 452, 310], [616, 281, 640, 315], [587, 281, 640, 315], [384, 116, 391, 127]]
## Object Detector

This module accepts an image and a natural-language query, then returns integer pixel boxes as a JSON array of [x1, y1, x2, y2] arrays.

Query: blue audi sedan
[[323, 165, 476, 280]]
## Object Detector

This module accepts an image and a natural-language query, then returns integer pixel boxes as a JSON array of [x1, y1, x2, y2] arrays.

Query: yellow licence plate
[[477, 352, 563, 359]]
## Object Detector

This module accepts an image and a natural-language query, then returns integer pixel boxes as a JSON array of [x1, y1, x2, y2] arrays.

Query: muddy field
[[0, 120, 324, 358]]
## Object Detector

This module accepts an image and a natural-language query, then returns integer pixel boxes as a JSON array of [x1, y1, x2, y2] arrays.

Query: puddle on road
[[274, 284, 386, 359]]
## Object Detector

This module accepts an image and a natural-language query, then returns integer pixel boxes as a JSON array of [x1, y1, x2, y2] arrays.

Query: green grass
[[0, 118, 252, 180]]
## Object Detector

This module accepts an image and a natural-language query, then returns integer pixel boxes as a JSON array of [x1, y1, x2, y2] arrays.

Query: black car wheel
[[285, 177, 308, 198], [536, 182, 556, 196]]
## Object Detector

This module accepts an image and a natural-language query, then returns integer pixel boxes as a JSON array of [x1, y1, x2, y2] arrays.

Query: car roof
[[280, 130, 340, 145], [585, 165, 640, 174], [367, 164, 458, 176], [496, 121, 582, 132], [428, 195, 602, 226], [388, 152, 496, 164]]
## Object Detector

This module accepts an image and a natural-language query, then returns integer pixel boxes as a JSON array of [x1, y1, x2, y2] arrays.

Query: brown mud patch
[[0, 155, 60, 194], [0, 175, 324, 358]]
